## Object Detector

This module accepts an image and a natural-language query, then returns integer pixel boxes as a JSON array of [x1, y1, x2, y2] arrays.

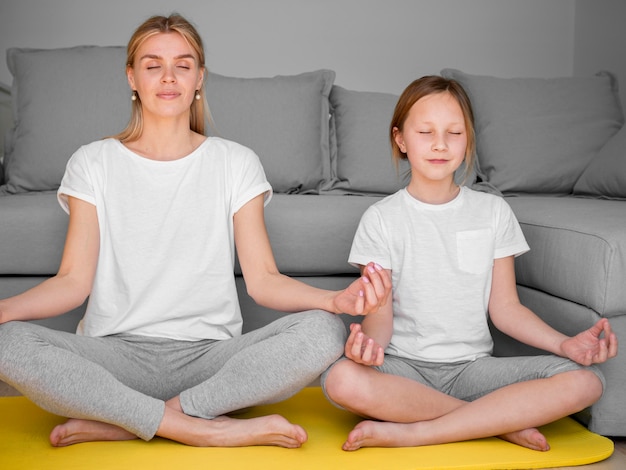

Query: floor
[[1, 381, 624, 469]]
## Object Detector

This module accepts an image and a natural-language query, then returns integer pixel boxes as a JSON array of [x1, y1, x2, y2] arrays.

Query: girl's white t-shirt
[[349, 186, 529, 362], [58, 137, 272, 341]]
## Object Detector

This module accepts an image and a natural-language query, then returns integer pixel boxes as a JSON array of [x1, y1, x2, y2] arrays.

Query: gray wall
[[574, 0, 626, 112], [0, 0, 577, 94], [0, 0, 624, 156]]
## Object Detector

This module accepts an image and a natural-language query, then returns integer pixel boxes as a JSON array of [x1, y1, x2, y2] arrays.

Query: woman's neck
[[124, 119, 205, 161]]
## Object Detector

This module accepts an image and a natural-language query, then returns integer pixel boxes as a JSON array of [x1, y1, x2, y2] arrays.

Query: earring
[[195, 90, 201, 101], [131, 91, 137, 101]]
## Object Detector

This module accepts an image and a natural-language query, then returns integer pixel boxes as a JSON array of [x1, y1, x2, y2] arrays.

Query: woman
[[0, 14, 390, 448]]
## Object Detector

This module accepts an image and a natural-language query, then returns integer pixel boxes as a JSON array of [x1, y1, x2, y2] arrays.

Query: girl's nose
[[432, 134, 448, 151]]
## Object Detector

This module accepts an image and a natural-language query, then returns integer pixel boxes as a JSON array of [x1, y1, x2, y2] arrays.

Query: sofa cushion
[[234, 193, 381, 276], [205, 70, 335, 193], [2, 46, 130, 194], [0, 193, 67, 275], [573, 123, 626, 200], [441, 69, 623, 195], [325, 86, 410, 195], [507, 196, 626, 318]]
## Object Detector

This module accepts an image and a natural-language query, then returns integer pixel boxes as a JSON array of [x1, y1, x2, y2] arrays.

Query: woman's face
[[394, 91, 468, 185], [127, 32, 204, 122]]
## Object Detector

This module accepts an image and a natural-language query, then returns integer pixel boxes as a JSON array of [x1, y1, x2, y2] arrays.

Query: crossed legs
[[0, 310, 346, 447], [323, 356, 603, 451]]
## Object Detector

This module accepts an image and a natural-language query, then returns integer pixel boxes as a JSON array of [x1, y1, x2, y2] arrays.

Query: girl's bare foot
[[499, 428, 550, 451], [50, 419, 137, 447], [342, 420, 550, 452], [343, 420, 415, 451]]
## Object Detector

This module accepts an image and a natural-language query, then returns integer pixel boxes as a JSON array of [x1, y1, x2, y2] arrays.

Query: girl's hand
[[560, 318, 618, 366], [333, 262, 391, 316], [344, 323, 385, 366]]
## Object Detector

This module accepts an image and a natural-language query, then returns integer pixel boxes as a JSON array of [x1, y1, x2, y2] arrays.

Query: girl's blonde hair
[[113, 14, 209, 142], [390, 75, 476, 184]]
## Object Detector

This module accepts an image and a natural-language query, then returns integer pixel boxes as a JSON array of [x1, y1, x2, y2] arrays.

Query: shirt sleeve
[[230, 143, 273, 214], [348, 205, 392, 270], [494, 198, 530, 259], [57, 145, 97, 214]]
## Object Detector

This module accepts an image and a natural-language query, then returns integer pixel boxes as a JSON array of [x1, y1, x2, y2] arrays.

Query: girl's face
[[394, 91, 467, 185], [127, 32, 204, 122]]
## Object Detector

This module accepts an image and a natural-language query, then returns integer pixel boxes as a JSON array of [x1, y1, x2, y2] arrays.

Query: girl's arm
[[343, 269, 393, 366], [0, 197, 99, 324], [234, 195, 391, 316], [488, 256, 617, 364]]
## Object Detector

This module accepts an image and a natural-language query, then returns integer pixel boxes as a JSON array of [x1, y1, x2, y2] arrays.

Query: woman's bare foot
[[342, 420, 550, 452], [50, 412, 307, 449], [160, 412, 308, 448], [50, 419, 137, 447]]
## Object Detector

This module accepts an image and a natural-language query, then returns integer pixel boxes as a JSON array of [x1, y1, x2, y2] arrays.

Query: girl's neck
[[406, 178, 460, 205]]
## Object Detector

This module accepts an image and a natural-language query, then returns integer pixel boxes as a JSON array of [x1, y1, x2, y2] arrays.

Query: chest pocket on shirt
[[456, 229, 494, 274]]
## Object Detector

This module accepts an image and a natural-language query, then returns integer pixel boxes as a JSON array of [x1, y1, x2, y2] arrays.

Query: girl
[[0, 14, 390, 448], [321, 75, 617, 452]]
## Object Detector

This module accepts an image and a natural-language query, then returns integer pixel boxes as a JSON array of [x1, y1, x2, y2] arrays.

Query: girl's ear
[[393, 127, 406, 153]]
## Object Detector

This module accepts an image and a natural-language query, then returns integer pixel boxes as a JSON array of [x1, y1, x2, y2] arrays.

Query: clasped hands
[[332, 262, 391, 317]]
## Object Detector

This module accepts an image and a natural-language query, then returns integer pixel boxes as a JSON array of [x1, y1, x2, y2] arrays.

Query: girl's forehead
[[410, 92, 464, 119]]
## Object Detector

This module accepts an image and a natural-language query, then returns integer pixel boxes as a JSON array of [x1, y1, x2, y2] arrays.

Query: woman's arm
[[0, 197, 100, 324], [488, 256, 617, 364], [234, 195, 391, 316]]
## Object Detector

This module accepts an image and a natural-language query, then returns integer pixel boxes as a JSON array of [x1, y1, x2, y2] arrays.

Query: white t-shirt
[[58, 137, 272, 340], [349, 186, 529, 362]]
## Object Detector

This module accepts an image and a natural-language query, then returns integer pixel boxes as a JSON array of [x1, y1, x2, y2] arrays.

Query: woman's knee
[[0, 321, 32, 355], [298, 310, 347, 352]]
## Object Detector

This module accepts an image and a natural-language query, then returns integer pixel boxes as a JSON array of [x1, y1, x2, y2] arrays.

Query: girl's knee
[[322, 359, 362, 405], [558, 368, 605, 405]]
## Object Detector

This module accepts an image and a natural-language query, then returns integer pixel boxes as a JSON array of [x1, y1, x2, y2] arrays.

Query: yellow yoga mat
[[0, 387, 614, 470]]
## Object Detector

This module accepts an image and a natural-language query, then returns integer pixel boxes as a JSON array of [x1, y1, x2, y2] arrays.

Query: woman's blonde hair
[[390, 75, 476, 184], [113, 14, 209, 142]]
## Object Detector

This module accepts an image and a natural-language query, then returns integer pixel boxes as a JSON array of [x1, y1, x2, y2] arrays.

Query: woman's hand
[[344, 323, 385, 366], [332, 262, 391, 316], [560, 318, 618, 366]]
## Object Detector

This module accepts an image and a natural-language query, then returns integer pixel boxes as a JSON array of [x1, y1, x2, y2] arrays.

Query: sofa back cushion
[[325, 85, 410, 195], [2, 46, 335, 195], [573, 123, 626, 200], [2, 46, 130, 194], [205, 70, 335, 193], [441, 68, 624, 195]]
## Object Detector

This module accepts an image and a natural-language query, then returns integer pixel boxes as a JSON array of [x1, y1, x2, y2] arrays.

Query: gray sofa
[[1, 46, 625, 437]]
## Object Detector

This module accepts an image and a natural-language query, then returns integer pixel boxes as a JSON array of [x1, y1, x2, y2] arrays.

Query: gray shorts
[[322, 354, 605, 403]]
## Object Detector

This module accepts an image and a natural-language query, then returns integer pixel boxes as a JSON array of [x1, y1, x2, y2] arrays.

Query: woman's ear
[[126, 65, 136, 91], [196, 67, 205, 93]]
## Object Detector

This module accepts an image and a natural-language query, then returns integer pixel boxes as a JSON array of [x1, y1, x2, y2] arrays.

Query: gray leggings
[[0, 310, 346, 440]]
